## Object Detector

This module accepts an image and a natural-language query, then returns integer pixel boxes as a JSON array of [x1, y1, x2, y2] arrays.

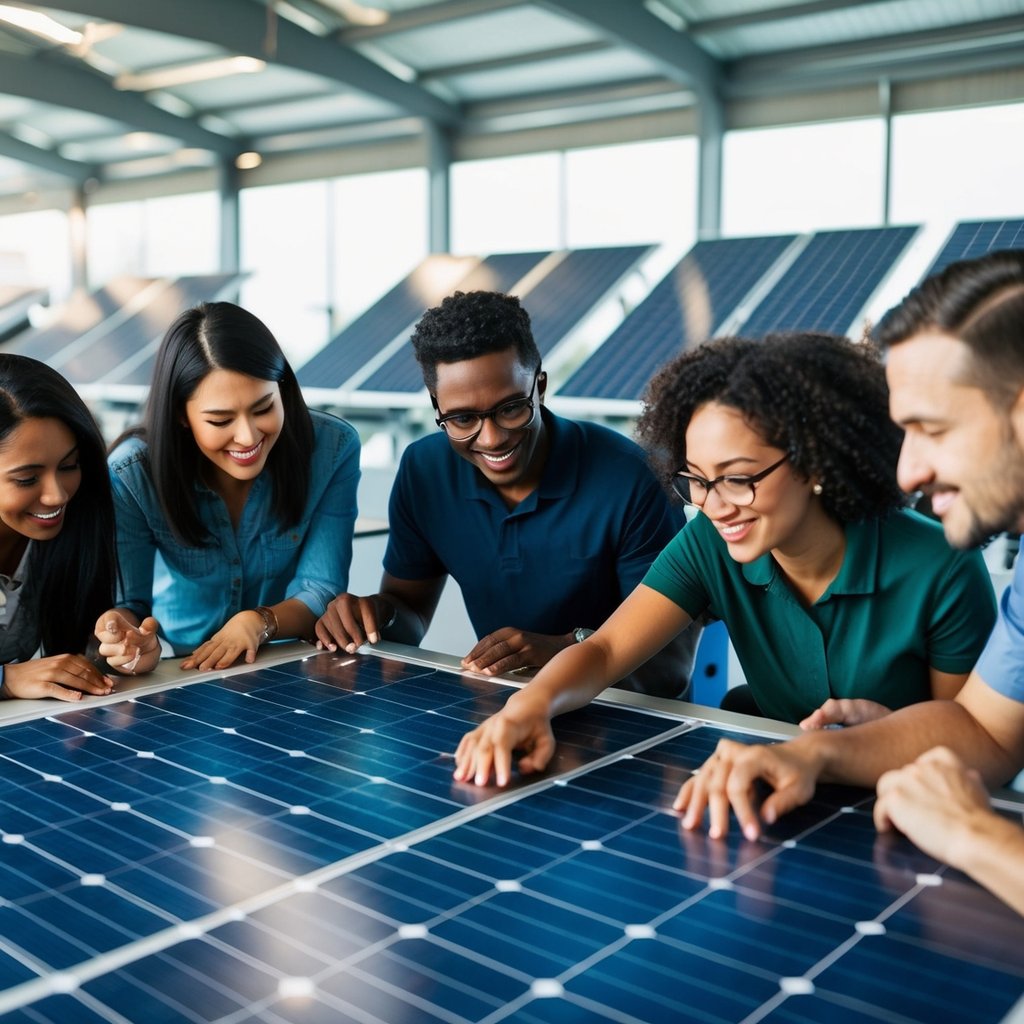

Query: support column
[[68, 184, 88, 292], [697, 87, 725, 240], [426, 122, 451, 254], [880, 77, 893, 226], [218, 157, 241, 275]]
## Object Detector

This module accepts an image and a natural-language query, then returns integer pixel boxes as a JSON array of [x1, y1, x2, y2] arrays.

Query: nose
[[702, 486, 740, 518], [474, 415, 509, 448], [896, 435, 932, 495], [40, 473, 69, 506], [234, 417, 259, 447]]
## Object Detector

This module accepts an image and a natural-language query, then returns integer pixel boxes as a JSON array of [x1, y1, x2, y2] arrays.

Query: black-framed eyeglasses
[[433, 368, 541, 441], [672, 455, 789, 508]]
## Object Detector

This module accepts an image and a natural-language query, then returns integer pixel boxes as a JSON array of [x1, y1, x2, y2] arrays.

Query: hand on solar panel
[[461, 628, 574, 675], [1, 654, 115, 701], [180, 610, 266, 670], [95, 610, 161, 675], [799, 697, 892, 730], [674, 737, 820, 841], [453, 690, 557, 787], [315, 592, 393, 653]]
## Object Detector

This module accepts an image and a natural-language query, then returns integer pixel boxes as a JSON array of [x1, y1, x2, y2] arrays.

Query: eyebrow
[[685, 456, 762, 474], [5, 445, 79, 474], [200, 393, 275, 416]]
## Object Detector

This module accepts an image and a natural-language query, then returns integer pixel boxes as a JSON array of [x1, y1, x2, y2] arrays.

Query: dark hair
[[140, 302, 314, 546], [635, 332, 906, 523], [0, 354, 116, 655], [874, 249, 1024, 407], [411, 290, 540, 391]]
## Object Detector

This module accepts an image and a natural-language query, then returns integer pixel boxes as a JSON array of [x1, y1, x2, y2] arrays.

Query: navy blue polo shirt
[[384, 409, 684, 639]]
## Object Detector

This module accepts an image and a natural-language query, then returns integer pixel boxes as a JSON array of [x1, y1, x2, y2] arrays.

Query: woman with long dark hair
[[102, 301, 360, 671], [0, 354, 124, 700], [453, 331, 997, 786]]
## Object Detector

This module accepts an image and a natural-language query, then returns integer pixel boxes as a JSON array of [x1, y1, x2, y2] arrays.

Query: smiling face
[[433, 348, 548, 502], [684, 401, 826, 562], [184, 368, 284, 492], [0, 416, 81, 543], [887, 330, 1024, 548]]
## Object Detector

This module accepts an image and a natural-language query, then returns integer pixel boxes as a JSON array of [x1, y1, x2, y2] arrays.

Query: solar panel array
[[926, 219, 1024, 277], [355, 251, 554, 395], [558, 235, 796, 402], [737, 226, 918, 338], [1, 650, 1020, 1023], [0, 286, 47, 344]]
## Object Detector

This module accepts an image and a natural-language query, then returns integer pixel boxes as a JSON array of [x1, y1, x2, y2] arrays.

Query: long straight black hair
[[141, 301, 314, 547], [0, 354, 116, 655]]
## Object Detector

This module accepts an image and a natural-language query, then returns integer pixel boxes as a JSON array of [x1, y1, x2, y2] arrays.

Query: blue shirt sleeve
[[284, 416, 361, 617], [109, 444, 157, 622], [974, 557, 1024, 703]]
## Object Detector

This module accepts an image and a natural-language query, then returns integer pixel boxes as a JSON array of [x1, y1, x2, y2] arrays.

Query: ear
[[538, 370, 548, 403], [1011, 384, 1024, 447]]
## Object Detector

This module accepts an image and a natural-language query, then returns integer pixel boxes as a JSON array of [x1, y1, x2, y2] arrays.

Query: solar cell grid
[[738, 226, 917, 338], [557, 234, 796, 401], [926, 219, 1024, 277], [0, 650, 1021, 1023]]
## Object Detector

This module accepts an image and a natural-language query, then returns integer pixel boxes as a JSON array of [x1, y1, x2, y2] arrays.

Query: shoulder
[[562, 416, 654, 474], [396, 432, 451, 475], [878, 509, 980, 560], [108, 435, 150, 477], [310, 409, 359, 449]]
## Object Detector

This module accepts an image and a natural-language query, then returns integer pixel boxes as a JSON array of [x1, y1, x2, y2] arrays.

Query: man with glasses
[[316, 290, 698, 696]]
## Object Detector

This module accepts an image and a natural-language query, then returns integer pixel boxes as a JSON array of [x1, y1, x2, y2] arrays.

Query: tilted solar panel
[[926, 219, 1024, 277]]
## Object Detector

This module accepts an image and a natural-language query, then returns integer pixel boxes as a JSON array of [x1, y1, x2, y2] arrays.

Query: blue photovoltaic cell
[[0, 652, 1022, 1023], [295, 256, 479, 390], [357, 251, 551, 394], [558, 234, 795, 401], [926, 219, 1024, 277], [738, 226, 918, 337]]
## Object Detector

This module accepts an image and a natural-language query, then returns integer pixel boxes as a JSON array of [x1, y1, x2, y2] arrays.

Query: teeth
[[228, 441, 262, 460], [481, 444, 518, 465], [720, 522, 749, 535], [33, 507, 63, 520]]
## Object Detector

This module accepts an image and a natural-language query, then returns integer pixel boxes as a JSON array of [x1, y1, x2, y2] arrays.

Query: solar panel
[[738, 226, 918, 338], [557, 235, 795, 402], [295, 256, 480, 391], [356, 251, 552, 394], [3, 276, 156, 363], [0, 285, 47, 345], [926, 219, 1024, 277], [1, 648, 1020, 1023]]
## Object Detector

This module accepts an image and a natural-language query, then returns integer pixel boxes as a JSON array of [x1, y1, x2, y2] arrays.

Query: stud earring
[[812, 482, 823, 496]]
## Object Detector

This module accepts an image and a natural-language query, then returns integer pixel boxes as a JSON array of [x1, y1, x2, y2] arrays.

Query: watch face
[[574, 627, 595, 643]]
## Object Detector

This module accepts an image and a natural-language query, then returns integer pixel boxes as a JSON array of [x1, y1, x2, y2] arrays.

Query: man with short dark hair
[[316, 290, 698, 697]]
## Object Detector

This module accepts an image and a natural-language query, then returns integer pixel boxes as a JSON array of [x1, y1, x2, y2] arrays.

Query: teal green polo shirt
[[643, 509, 996, 723]]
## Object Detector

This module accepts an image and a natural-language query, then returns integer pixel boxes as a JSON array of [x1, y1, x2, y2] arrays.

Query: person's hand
[[461, 628, 573, 676], [95, 610, 161, 675], [2, 655, 115, 702], [673, 737, 821, 841], [315, 593, 391, 653], [800, 697, 892, 730], [453, 691, 556, 787], [874, 746, 992, 867], [181, 611, 264, 671]]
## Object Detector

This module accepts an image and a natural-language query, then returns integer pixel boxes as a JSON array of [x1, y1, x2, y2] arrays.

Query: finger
[[493, 740, 513, 787], [799, 709, 827, 730], [518, 731, 556, 777], [473, 740, 496, 788], [453, 733, 476, 781]]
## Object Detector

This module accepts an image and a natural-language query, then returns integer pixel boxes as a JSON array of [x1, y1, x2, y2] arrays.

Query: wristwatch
[[253, 605, 279, 645], [573, 627, 595, 643]]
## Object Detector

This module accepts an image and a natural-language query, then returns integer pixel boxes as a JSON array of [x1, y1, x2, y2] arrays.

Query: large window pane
[[723, 119, 886, 235], [451, 153, 561, 254], [0, 209, 71, 303], [332, 168, 428, 327], [890, 102, 1024, 223], [240, 180, 330, 368], [565, 138, 697, 249]]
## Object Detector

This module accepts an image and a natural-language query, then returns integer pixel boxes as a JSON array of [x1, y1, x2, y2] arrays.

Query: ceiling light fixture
[[235, 151, 262, 170], [114, 55, 266, 92], [0, 5, 82, 44]]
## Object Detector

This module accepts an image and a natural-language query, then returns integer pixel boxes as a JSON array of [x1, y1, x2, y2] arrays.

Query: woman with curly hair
[[453, 331, 997, 788]]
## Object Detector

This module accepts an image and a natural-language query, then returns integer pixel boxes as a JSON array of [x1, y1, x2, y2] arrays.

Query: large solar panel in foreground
[[0, 651, 1021, 1023], [927, 219, 1024, 277], [558, 234, 795, 401], [738, 226, 918, 338]]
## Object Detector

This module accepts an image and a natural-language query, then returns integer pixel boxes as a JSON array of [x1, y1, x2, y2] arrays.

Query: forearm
[[505, 641, 617, 720], [808, 699, 1016, 788], [950, 811, 1024, 916], [378, 593, 430, 646], [263, 598, 317, 642]]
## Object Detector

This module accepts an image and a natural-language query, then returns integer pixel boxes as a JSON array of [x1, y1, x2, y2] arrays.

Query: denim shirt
[[0, 542, 40, 665], [109, 410, 360, 653]]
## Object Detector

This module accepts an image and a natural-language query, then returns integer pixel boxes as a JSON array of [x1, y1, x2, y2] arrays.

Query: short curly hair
[[411, 290, 540, 391], [635, 332, 906, 523]]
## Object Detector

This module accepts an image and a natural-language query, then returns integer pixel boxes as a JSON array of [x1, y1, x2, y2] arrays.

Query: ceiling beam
[[727, 14, 1024, 96], [539, 0, 721, 95], [48, 0, 461, 126], [690, 0, 879, 34], [0, 129, 96, 181], [339, 0, 524, 40], [0, 53, 241, 154]]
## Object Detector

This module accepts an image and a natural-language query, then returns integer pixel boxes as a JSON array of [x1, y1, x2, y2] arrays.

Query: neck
[[203, 463, 256, 526], [772, 508, 847, 606]]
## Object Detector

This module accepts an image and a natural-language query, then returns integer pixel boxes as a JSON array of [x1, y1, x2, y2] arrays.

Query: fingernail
[[744, 823, 759, 841], [369, 632, 379, 644], [345, 643, 356, 654]]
